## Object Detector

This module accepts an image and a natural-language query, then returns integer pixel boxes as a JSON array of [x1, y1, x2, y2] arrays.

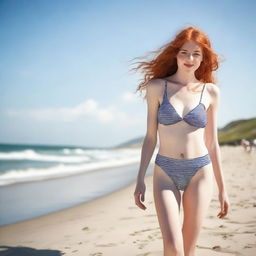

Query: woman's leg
[[153, 164, 185, 256], [181, 163, 213, 256]]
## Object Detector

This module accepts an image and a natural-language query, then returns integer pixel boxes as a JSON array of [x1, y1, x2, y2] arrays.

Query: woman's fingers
[[224, 201, 229, 215], [134, 181, 147, 210], [217, 192, 230, 219], [141, 192, 145, 202], [136, 193, 146, 209], [134, 192, 146, 210], [217, 200, 229, 218]]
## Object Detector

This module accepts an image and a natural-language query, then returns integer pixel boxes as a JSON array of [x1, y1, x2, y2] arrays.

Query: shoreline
[[0, 146, 255, 256], [0, 161, 155, 227], [0, 159, 145, 187]]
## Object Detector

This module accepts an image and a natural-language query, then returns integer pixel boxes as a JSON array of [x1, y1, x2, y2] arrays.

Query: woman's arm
[[136, 80, 159, 183], [204, 83, 226, 192], [204, 83, 229, 218]]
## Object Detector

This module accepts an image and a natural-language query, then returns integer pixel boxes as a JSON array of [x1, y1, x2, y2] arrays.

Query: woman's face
[[176, 40, 203, 72]]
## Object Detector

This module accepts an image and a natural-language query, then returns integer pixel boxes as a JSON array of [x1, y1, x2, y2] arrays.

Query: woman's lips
[[184, 63, 194, 67]]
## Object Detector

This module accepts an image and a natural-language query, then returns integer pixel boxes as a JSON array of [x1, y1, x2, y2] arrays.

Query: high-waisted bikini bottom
[[155, 153, 212, 191]]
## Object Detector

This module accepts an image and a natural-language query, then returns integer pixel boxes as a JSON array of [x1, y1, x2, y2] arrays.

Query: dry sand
[[0, 145, 255, 256]]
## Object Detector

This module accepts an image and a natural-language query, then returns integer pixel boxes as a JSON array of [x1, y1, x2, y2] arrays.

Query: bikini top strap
[[199, 83, 206, 103], [164, 80, 168, 97]]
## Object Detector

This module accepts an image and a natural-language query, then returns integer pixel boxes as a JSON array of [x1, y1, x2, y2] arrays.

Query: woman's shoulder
[[205, 83, 220, 94], [146, 78, 165, 87], [145, 78, 165, 93], [205, 83, 220, 100], [144, 79, 165, 100]]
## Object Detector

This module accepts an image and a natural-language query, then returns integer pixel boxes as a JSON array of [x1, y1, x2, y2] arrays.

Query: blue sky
[[0, 0, 255, 148]]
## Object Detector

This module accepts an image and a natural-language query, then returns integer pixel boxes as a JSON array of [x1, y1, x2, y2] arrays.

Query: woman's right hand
[[134, 181, 147, 210]]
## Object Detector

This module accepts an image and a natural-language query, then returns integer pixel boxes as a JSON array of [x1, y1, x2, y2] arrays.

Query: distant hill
[[113, 136, 144, 149], [113, 117, 256, 148], [218, 117, 256, 145]]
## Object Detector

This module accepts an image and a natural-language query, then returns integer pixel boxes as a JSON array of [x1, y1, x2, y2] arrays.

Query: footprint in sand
[[128, 206, 138, 209], [136, 234, 161, 250], [145, 214, 156, 217], [202, 226, 215, 230], [212, 245, 242, 255], [131, 228, 161, 250], [119, 216, 135, 220], [244, 245, 252, 248], [89, 253, 103, 256], [197, 245, 241, 255], [82, 226, 90, 231], [137, 251, 162, 256], [246, 224, 256, 228], [244, 220, 256, 225], [138, 243, 147, 249], [212, 232, 234, 237], [95, 243, 116, 247], [227, 220, 256, 225], [243, 230, 256, 234], [222, 234, 228, 240], [129, 227, 159, 236]]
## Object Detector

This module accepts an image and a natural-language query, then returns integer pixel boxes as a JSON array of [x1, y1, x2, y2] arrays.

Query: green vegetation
[[218, 118, 256, 145]]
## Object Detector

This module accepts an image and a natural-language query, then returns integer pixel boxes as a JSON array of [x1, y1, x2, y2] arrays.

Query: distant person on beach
[[132, 26, 230, 255], [253, 139, 256, 149], [240, 139, 252, 153]]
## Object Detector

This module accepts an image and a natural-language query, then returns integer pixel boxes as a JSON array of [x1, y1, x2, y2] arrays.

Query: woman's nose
[[187, 54, 194, 60]]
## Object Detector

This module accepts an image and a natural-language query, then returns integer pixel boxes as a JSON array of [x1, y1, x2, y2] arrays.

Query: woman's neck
[[167, 70, 199, 86]]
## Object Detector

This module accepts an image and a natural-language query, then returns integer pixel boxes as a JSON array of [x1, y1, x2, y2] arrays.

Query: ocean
[[0, 143, 155, 226], [0, 143, 142, 186]]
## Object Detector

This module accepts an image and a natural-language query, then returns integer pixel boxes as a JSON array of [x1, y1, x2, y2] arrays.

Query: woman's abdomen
[[157, 125, 208, 159]]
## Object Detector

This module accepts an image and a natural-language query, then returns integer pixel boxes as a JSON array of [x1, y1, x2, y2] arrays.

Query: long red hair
[[129, 26, 223, 97]]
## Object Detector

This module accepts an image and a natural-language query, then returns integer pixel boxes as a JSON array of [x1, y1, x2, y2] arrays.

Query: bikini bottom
[[155, 153, 212, 191]]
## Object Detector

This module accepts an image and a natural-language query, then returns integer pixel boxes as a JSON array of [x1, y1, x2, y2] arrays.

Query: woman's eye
[[180, 52, 200, 56]]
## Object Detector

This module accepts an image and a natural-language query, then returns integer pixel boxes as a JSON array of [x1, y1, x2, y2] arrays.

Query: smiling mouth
[[184, 63, 194, 67]]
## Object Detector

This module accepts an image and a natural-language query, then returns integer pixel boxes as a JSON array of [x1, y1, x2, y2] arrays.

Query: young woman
[[133, 26, 230, 256]]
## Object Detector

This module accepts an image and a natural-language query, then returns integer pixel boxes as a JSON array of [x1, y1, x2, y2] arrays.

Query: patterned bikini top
[[157, 80, 207, 128]]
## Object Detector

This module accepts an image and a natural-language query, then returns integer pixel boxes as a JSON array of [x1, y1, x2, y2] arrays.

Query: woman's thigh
[[153, 164, 184, 247], [182, 163, 214, 248]]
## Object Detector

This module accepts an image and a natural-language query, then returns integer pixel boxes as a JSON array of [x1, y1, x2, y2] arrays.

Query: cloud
[[4, 99, 143, 125], [121, 91, 141, 102]]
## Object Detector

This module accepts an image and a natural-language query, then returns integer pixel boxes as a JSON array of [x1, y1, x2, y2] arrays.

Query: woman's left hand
[[217, 190, 230, 219]]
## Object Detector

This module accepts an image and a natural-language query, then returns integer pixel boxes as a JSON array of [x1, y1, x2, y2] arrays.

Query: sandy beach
[[0, 145, 255, 256]]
